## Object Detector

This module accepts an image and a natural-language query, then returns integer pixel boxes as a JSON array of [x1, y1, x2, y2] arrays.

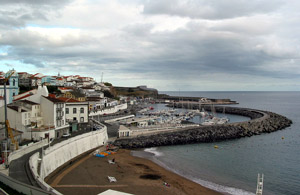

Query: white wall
[[34, 127, 108, 179], [40, 97, 54, 128]]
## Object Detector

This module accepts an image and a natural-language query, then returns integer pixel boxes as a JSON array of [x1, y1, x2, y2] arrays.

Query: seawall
[[29, 127, 108, 194], [113, 106, 292, 149]]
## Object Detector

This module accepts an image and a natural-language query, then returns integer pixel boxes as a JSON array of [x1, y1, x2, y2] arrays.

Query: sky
[[0, 0, 300, 91]]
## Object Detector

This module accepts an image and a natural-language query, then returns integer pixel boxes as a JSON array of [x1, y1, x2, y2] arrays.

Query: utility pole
[[101, 72, 103, 83], [4, 80, 8, 139]]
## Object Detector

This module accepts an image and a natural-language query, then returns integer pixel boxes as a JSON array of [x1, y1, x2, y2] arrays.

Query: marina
[[116, 103, 251, 138]]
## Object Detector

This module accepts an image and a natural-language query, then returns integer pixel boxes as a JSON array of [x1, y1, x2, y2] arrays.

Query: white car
[[62, 133, 71, 138]]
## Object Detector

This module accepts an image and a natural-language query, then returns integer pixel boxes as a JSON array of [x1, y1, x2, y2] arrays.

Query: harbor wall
[[113, 107, 292, 148]]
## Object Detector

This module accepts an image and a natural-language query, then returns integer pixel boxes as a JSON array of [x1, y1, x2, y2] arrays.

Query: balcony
[[56, 116, 63, 120], [56, 107, 63, 112]]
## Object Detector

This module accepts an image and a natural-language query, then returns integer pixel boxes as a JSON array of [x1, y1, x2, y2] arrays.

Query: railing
[[8, 139, 49, 164], [56, 116, 62, 120], [56, 107, 62, 111], [28, 125, 108, 194], [0, 171, 51, 195]]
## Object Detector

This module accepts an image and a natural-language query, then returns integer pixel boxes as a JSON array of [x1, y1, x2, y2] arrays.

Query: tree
[[103, 90, 114, 98], [104, 82, 112, 87]]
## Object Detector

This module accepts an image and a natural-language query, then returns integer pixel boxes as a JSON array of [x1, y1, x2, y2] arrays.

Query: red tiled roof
[[58, 87, 73, 90], [14, 94, 32, 101], [43, 96, 64, 103], [19, 100, 39, 105]]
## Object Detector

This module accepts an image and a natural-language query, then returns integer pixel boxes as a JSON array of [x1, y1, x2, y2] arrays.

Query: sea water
[[133, 91, 300, 195]]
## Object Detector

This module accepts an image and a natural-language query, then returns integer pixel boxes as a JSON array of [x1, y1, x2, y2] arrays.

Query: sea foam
[[151, 154, 255, 195], [144, 147, 164, 157]]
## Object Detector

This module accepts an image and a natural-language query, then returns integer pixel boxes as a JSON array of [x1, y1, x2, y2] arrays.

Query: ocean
[[132, 91, 300, 195]]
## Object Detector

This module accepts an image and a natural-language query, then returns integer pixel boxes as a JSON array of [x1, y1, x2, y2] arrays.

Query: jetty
[[113, 106, 292, 148], [157, 94, 238, 105]]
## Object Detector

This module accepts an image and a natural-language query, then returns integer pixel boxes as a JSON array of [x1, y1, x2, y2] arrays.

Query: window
[[13, 92, 15, 97], [73, 108, 77, 114], [80, 108, 84, 113], [80, 117, 84, 122], [66, 108, 69, 114], [13, 79, 15, 86]]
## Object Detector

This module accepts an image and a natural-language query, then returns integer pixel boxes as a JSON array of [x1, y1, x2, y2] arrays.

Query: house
[[11, 85, 71, 139], [41, 76, 56, 86], [58, 87, 73, 94], [15, 100, 44, 129], [30, 73, 43, 87], [0, 70, 19, 104], [57, 97, 89, 132], [63, 90, 86, 102], [80, 87, 104, 98], [0, 99, 46, 141], [18, 72, 32, 87], [41, 95, 69, 138], [0, 105, 31, 132], [107, 99, 118, 107], [55, 77, 65, 86]]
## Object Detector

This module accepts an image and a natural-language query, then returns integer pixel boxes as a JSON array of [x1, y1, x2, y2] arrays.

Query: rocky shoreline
[[113, 106, 293, 149]]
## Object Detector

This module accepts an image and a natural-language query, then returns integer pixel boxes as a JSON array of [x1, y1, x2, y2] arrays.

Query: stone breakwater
[[113, 106, 292, 149]]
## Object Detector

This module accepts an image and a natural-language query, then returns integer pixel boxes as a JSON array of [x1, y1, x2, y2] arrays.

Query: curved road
[[8, 113, 124, 189]]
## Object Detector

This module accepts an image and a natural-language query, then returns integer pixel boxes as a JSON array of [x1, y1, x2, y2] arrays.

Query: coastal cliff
[[113, 107, 292, 149]]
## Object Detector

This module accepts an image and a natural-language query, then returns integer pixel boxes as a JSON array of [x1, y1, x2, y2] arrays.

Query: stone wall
[[113, 107, 292, 149]]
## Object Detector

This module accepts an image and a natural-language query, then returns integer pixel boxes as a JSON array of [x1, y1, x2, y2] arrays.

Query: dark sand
[[46, 149, 221, 195]]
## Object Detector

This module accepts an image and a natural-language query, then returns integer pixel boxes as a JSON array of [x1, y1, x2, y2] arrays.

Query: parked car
[[62, 133, 71, 138]]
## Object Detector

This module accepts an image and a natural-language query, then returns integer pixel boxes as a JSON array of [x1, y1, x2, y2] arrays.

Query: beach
[[46, 149, 220, 195]]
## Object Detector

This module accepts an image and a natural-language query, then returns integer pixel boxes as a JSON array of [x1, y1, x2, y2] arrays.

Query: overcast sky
[[0, 0, 300, 91]]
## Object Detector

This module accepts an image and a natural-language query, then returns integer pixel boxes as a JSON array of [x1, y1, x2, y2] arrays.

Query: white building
[[0, 105, 31, 133], [40, 96, 69, 138], [57, 97, 89, 132]]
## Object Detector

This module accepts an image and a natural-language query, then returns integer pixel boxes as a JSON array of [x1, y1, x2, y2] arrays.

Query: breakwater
[[113, 106, 292, 149]]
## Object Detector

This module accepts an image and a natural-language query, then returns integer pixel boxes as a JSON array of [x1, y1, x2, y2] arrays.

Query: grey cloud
[[143, 0, 284, 19], [0, 0, 299, 90], [0, 0, 71, 28], [0, 0, 71, 6], [22, 59, 45, 68]]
